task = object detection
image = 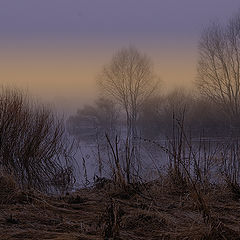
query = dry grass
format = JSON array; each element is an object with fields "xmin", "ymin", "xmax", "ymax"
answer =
[
  {"xmin": 0, "ymin": 172, "xmax": 20, "ymax": 204},
  {"xmin": 0, "ymin": 178, "xmax": 240, "ymax": 240}
]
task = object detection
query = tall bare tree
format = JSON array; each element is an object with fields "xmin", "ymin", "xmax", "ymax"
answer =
[
  {"xmin": 197, "ymin": 13, "xmax": 240, "ymax": 128},
  {"xmin": 98, "ymin": 46, "xmax": 158, "ymax": 137}
]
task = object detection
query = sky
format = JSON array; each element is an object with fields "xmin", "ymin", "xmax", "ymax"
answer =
[{"xmin": 0, "ymin": 0, "xmax": 240, "ymax": 113}]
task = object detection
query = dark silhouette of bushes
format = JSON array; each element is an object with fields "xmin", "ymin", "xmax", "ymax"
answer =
[
  {"xmin": 138, "ymin": 89, "xmax": 233, "ymax": 138},
  {"xmin": 67, "ymin": 97, "xmax": 119, "ymax": 141},
  {"xmin": 0, "ymin": 88, "xmax": 75, "ymax": 193}
]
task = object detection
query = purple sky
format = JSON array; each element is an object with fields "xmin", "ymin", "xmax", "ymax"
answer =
[
  {"xmin": 0, "ymin": 0, "xmax": 240, "ymax": 113},
  {"xmin": 0, "ymin": 0, "xmax": 239, "ymax": 43}
]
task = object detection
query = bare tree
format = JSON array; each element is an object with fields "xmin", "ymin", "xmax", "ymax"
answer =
[
  {"xmin": 98, "ymin": 46, "xmax": 159, "ymax": 138},
  {"xmin": 197, "ymin": 12, "xmax": 240, "ymax": 128}
]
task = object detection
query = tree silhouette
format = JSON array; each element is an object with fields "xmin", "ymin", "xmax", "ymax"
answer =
[
  {"xmin": 98, "ymin": 46, "xmax": 159, "ymax": 138},
  {"xmin": 197, "ymin": 12, "xmax": 240, "ymax": 128}
]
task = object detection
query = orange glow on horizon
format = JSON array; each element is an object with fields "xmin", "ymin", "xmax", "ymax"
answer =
[{"xmin": 0, "ymin": 43, "xmax": 197, "ymax": 113}]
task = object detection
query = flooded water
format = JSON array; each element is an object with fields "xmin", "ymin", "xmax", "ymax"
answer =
[{"xmin": 69, "ymin": 135, "xmax": 240, "ymax": 190}]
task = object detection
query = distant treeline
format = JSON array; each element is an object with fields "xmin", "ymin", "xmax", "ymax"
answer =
[{"xmin": 67, "ymin": 89, "xmax": 235, "ymax": 141}]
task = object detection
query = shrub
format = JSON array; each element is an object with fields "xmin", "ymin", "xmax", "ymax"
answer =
[{"xmin": 0, "ymin": 88, "xmax": 75, "ymax": 193}]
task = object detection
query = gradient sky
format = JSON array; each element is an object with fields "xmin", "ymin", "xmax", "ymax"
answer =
[{"xmin": 0, "ymin": 0, "xmax": 240, "ymax": 113}]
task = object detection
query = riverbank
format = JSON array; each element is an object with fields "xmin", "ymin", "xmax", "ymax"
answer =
[{"xmin": 1, "ymin": 177, "xmax": 240, "ymax": 240}]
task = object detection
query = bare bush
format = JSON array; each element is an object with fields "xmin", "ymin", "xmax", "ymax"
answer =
[{"xmin": 0, "ymin": 88, "xmax": 75, "ymax": 193}]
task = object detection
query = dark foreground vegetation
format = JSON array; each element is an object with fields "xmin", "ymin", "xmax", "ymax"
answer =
[
  {"xmin": 0, "ymin": 88, "xmax": 75, "ymax": 194},
  {"xmin": 1, "ymin": 170, "xmax": 240, "ymax": 240}
]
